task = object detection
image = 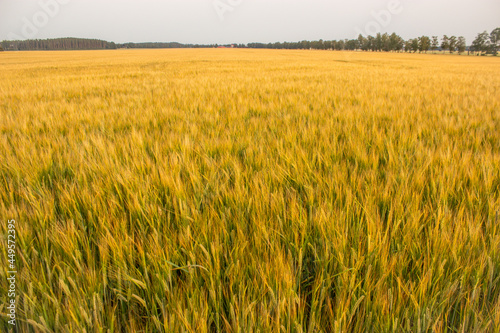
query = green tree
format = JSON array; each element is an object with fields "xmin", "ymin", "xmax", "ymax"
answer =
[
  {"xmin": 490, "ymin": 28, "xmax": 500, "ymax": 55},
  {"xmin": 366, "ymin": 35, "xmax": 375, "ymax": 51},
  {"xmin": 381, "ymin": 33, "xmax": 391, "ymax": 52},
  {"xmin": 357, "ymin": 34, "xmax": 367, "ymax": 51},
  {"xmin": 411, "ymin": 39, "xmax": 419, "ymax": 53},
  {"xmin": 405, "ymin": 39, "xmax": 418, "ymax": 53},
  {"xmin": 311, "ymin": 40, "xmax": 324, "ymax": 50},
  {"xmin": 345, "ymin": 39, "xmax": 359, "ymax": 50},
  {"xmin": 389, "ymin": 33, "xmax": 404, "ymax": 52},
  {"xmin": 375, "ymin": 33, "xmax": 383, "ymax": 51},
  {"xmin": 404, "ymin": 39, "xmax": 412, "ymax": 52},
  {"xmin": 448, "ymin": 36, "xmax": 457, "ymax": 53},
  {"xmin": 471, "ymin": 31, "xmax": 490, "ymax": 55},
  {"xmin": 431, "ymin": 36, "xmax": 439, "ymax": 52},
  {"xmin": 456, "ymin": 37, "xmax": 466, "ymax": 54},
  {"xmin": 441, "ymin": 35, "xmax": 450, "ymax": 53},
  {"xmin": 418, "ymin": 36, "xmax": 431, "ymax": 53}
]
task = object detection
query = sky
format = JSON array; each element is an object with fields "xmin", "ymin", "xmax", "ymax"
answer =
[{"xmin": 1, "ymin": 0, "xmax": 499, "ymax": 44}]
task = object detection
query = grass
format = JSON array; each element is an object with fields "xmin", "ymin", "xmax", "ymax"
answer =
[{"xmin": 0, "ymin": 49, "xmax": 499, "ymax": 332}]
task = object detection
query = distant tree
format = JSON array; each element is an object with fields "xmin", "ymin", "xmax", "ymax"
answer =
[
  {"xmin": 336, "ymin": 40, "xmax": 345, "ymax": 50},
  {"xmin": 456, "ymin": 37, "xmax": 466, "ymax": 54},
  {"xmin": 405, "ymin": 39, "xmax": 418, "ymax": 53},
  {"xmin": 431, "ymin": 36, "xmax": 439, "ymax": 52},
  {"xmin": 345, "ymin": 39, "xmax": 359, "ymax": 50},
  {"xmin": 300, "ymin": 40, "xmax": 311, "ymax": 50},
  {"xmin": 471, "ymin": 31, "xmax": 490, "ymax": 55},
  {"xmin": 389, "ymin": 33, "xmax": 404, "ymax": 52},
  {"xmin": 381, "ymin": 33, "xmax": 391, "ymax": 52},
  {"xmin": 490, "ymin": 28, "xmax": 500, "ymax": 55},
  {"xmin": 448, "ymin": 36, "xmax": 457, "ymax": 53},
  {"xmin": 411, "ymin": 39, "xmax": 419, "ymax": 53},
  {"xmin": 441, "ymin": 35, "xmax": 450, "ymax": 53},
  {"xmin": 310, "ymin": 39, "xmax": 323, "ymax": 50},
  {"xmin": 404, "ymin": 39, "xmax": 411, "ymax": 52},
  {"xmin": 366, "ymin": 35, "xmax": 375, "ymax": 51},
  {"xmin": 418, "ymin": 36, "xmax": 431, "ymax": 53},
  {"xmin": 374, "ymin": 33, "xmax": 383, "ymax": 51},
  {"xmin": 357, "ymin": 34, "xmax": 367, "ymax": 51},
  {"xmin": 0, "ymin": 45, "xmax": 3, "ymax": 52}
]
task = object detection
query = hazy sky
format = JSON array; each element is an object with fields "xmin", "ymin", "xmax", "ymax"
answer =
[{"xmin": 1, "ymin": 0, "xmax": 499, "ymax": 44}]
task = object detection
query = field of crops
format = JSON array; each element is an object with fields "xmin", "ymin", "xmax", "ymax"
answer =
[{"xmin": 1, "ymin": 49, "xmax": 499, "ymax": 332}]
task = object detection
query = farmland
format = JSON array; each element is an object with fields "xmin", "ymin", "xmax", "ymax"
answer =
[{"xmin": 1, "ymin": 49, "xmax": 500, "ymax": 332}]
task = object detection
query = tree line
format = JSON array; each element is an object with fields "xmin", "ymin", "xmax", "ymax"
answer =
[
  {"xmin": 248, "ymin": 28, "xmax": 499, "ymax": 55},
  {"xmin": 1, "ymin": 38, "xmax": 117, "ymax": 51},
  {"xmin": 1, "ymin": 28, "xmax": 498, "ymax": 55},
  {"xmin": 0, "ymin": 38, "xmax": 224, "ymax": 51}
]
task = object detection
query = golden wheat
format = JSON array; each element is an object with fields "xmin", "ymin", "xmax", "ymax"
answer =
[{"xmin": 0, "ymin": 49, "xmax": 499, "ymax": 332}]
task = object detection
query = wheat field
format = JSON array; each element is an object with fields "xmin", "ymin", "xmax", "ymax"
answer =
[{"xmin": 1, "ymin": 49, "xmax": 499, "ymax": 332}]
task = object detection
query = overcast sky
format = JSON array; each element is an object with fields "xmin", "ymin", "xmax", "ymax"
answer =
[{"xmin": 1, "ymin": 0, "xmax": 499, "ymax": 44}]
